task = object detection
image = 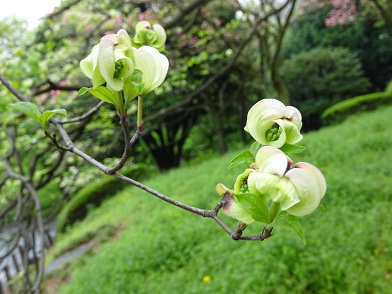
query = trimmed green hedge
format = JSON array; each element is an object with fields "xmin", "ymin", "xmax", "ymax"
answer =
[
  {"xmin": 386, "ymin": 80, "xmax": 392, "ymax": 93},
  {"xmin": 321, "ymin": 91, "xmax": 392, "ymax": 125},
  {"xmin": 57, "ymin": 164, "xmax": 148, "ymax": 233}
]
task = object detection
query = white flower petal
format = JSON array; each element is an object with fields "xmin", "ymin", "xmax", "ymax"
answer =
[
  {"xmin": 275, "ymin": 118, "xmax": 303, "ymax": 145},
  {"xmin": 255, "ymin": 146, "xmax": 289, "ymax": 177},
  {"xmin": 244, "ymin": 99, "xmax": 287, "ymax": 143},
  {"xmin": 133, "ymin": 46, "xmax": 168, "ymax": 94},
  {"xmin": 285, "ymin": 163, "xmax": 326, "ymax": 216}
]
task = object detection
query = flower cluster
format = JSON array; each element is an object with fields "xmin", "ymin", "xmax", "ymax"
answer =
[
  {"xmin": 79, "ymin": 22, "xmax": 168, "ymax": 114},
  {"xmin": 217, "ymin": 98, "xmax": 326, "ymax": 239}
]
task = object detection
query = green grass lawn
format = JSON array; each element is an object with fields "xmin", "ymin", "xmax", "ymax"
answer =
[{"xmin": 45, "ymin": 106, "xmax": 392, "ymax": 294}]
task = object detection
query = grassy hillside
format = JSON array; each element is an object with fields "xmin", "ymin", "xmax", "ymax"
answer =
[{"xmin": 45, "ymin": 105, "xmax": 392, "ymax": 294}]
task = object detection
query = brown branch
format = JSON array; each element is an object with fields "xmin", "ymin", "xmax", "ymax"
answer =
[
  {"xmin": 0, "ymin": 74, "xmax": 28, "ymax": 102},
  {"xmin": 58, "ymin": 101, "xmax": 105, "ymax": 124},
  {"xmin": 106, "ymin": 116, "xmax": 132, "ymax": 174},
  {"xmin": 45, "ymin": 0, "xmax": 83, "ymax": 19},
  {"xmin": 163, "ymin": 0, "xmax": 209, "ymax": 29}
]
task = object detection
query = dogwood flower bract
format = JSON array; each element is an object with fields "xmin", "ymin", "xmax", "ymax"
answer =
[
  {"xmin": 133, "ymin": 46, "xmax": 169, "ymax": 95},
  {"xmin": 248, "ymin": 146, "xmax": 326, "ymax": 216},
  {"xmin": 80, "ymin": 29, "xmax": 135, "ymax": 91},
  {"xmin": 244, "ymin": 99, "xmax": 303, "ymax": 148},
  {"xmin": 132, "ymin": 21, "xmax": 167, "ymax": 52}
]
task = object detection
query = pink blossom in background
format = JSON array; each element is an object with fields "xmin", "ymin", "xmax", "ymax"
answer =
[
  {"xmin": 138, "ymin": 9, "xmax": 151, "ymax": 20},
  {"xmin": 201, "ymin": 21, "xmax": 208, "ymax": 29},
  {"xmin": 213, "ymin": 18, "xmax": 222, "ymax": 26},
  {"xmin": 300, "ymin": 0, "xmax": 357, "ymax": 26},
  {"xmin": 114, "ymin": 17, "xmax": 122, "ymax": 23},
  {"xmin": 325, "ymin": 0, "xmax": 356, "ymax": 26},
  {"xmin": 188, "ymin": 37, "xmax": 198, "ymax": 47}
]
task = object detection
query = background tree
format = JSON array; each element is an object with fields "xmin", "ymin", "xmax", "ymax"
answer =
[{"xmin": 281, "ymin": 0, "xmax": 392, "ymax": 129}]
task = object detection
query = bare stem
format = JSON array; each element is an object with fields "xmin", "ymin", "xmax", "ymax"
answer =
[
  {"xmin": 106, "ymin": 116, "xmax": 132, "ymax": 174},
  {"xmin": 137, "ymin": 94, "xmax": 144, "ymax": 128}
]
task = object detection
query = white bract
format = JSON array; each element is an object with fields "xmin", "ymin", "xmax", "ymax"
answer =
[
  {"xmin": 133, "ymin": 46, "xmax": 169, "ymax": 95},
  {"xmin": 244, "ymin": 99, "xmax": 303, "ymax": 148},
  {"xmin": 248, "ymin": 146, "xmax": 326, "ymax": 216}
]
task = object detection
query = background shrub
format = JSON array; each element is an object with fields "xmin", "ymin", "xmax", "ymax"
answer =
[
  {"xmin": 56, "ymin": 164, "xmax": 148, "ymax": 232},
  {"xmin": 282, "ymin": 47, "xmax": 370, "ymax": 130},
  {"xmin": 322, "ymin": 91, "xmax": 392, "ymax": 125}
]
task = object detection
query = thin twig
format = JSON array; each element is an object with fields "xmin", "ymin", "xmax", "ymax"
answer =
[
  {"xmin": 0, "ymin": 74, "xmax": 28, "ymax": 102},
  {"xmin": 57, "ymin": 101, "xmax": 104, "ymax": 124}
]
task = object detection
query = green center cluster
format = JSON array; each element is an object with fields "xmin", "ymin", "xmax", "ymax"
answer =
[
  {"xmin": 265, "ymin": 125, "xmax": 282, "ymax": 141},
  {"xmin": 113, "ymin": 60, "xmax": 125, "ymax": 78}
]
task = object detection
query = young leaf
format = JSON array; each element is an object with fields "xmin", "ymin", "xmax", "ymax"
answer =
[
  {"xmin": 318, "ymin": 203, "xmax": 327, "ymax": 213},
  {"xmin": 11, "ymin": 102, "xmax": 41, "ymax": 122},
  {"xmin": 279, "ymin": 143, "xmax": 306, "ymax": 155},
  {"xmin": 78, "ymin": 87, "xmax": 90, "ymax": 96},
  {"xmin": 123, "ymin": 81, "xmax": 139, "ymax": 105},
  {"xmin": 228, "ymin": 150, "xmax": 255, "ymax": 169},
  {"xmin": 269, "ymin": 212, "xmax": 306, "ymax": 245},
  {"xmin": 236, "ymin": 193, "xmax": 269, "ymax": 224},
  {"xmin": 39, "ymin": 109, "xmax": 67, "ymax": 131},
  {"xmin": 88, "ymin": 86, "xmax": 119, "ymax": 107}
]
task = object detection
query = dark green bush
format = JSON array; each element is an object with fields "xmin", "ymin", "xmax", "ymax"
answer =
[
  {"xmin": 282, "ymin": 47, "xmax": 370, "ymax": 130},
  {"xmin": 322, "ymin": 91, "xmax": 392, "ymax": 125},
  {"xmin": 57, "ymin": 164, "xmax": 148, "ymax": 232}
]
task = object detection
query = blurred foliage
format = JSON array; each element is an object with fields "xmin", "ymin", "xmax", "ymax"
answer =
[{"xmin": 282, "ymin": 47, "xmax": 370, "ymax": 130}]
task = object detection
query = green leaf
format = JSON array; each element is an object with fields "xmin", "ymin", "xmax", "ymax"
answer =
[
  {"xmin": 228, "ymin": 150, "xmax": 255, "ymax": 169},
  {"xmin": 39, "ymin": 109, "xmax": 67, "ymax": 131},
  {"xmin": 134, "ymin": 81, "xmax": 145, "ymax": 94},
  {"xmin": 11, "ymin": 102, "xmax": 41, "ymax": 122},
  {"xmin": 77, "ymin": 87, "xmax": 90, "ymax": 96},
  {"xmin": 236, "ymin": 193, "xmax": 269, "ymax": 224},
  {"xmin": 132, "ymin": 69, "xmax": 143, "ymax": 83},
  {"xmin": 249, "ymin": 141, "xmax": 261, "ymax": 157},
  {"xmin": 318, "ymin": 203, "xmax": 327, "ymax": 213},
  {"xmin": 123, "ymin": 81, "xmax": 139, "ymax": 105},
  {"xmin": 11, "ymin": 102, "xmax": 67, "ymax": 131},
  {"xmin": 269, "ymin": 212, "xmax": 306, "ymax": 245},
  {"xmin": 88, "ymin": 86, "xmax": 120, "ymax": 108},
  {"xmin": 279, "ymin": 143, "xmax": 306, "ymax": 155}
]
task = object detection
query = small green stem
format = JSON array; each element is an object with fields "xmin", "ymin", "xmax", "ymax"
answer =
[
  {"xmin": 137, "ymin": 94, "xmax": 144, "ymax": 128},
  {"xmin": 117, "ymin": 91, "xmax": 125, "ymax": 115}
]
